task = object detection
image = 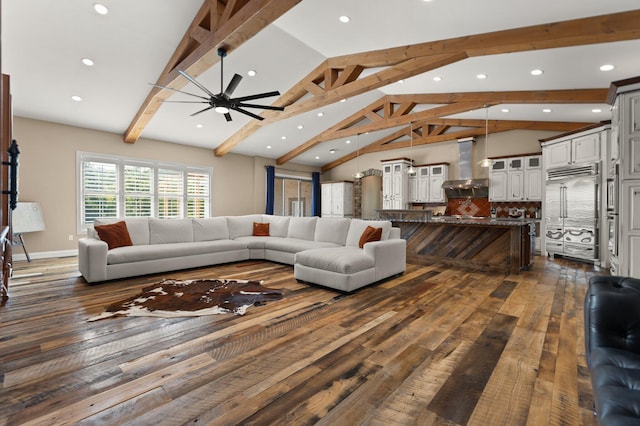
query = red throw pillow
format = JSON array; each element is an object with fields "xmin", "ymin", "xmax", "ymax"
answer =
[
  {"xmin": 94, "ymin": 221, "xmax": 133, "ymax": 250},
  {"xmin": 359, "ymin": 225, "xmax": 382, "ymax": 248},
  {"xmin": 253, "ymin": 222, "xmax": 270, "ymax": 237}
]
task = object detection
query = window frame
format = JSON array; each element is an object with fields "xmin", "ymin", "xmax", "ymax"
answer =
[{"xmin": 77, "ymin": 151, "xmax": 213, "ymax": 232}]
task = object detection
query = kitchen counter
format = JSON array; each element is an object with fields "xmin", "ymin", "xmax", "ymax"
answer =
[{"xmin": 391, "ymin": 217, "xmax": 534, "ymax": 274}]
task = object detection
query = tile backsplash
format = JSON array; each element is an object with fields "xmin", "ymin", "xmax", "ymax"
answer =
[{"xmin": 446, "ymin": 198, "xmax": 541, "ymax": 218}]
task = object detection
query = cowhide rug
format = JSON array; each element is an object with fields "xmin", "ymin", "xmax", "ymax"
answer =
[{"xmin": 88, "ymin": 278, "xmax": 283, "ymax": 321}]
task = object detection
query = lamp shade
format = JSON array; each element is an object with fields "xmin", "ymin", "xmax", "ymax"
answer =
[{"xmin": 12, "ymin": 202, "xmax": 45, "ymax": 233}]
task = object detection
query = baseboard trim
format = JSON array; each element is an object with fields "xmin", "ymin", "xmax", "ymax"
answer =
[{"xmin": 12, "ymin": 249, "xmax": 78, "ymax": 262}]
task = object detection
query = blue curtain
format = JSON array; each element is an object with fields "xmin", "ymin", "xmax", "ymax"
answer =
[
  {"xmin": 265, "ymin": 166, "xmax": 275, "ymax": 214},
  {"xmin": 312, "ymin": 172, "xmax": 321, "ymax": 216}
]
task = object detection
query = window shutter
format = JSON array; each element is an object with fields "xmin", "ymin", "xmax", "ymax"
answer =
[
  {"xmin": 82, "ymin": 161, "xmax": 118, "ymax": 225},
  {"xmin": 157, "ymin": 168, "xmax": 183, "ymax": 218}
]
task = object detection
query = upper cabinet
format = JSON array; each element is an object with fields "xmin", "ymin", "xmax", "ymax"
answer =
[
  {"xmin": 489, "ymin": 155, "xmax": 541, "ymax": 201},
  {"xmin": 544, "ymin": 131, "xmax": 600, "ymax": 170},
  {"xmin": 382, "ymin": 159, "xmax": 411, "ymax": 209},
  {"xmin": 408, "ymin": 164, "xmax": 448, "ymax": 203}
]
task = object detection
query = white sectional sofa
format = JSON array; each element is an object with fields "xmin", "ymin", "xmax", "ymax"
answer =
[{"xmin": 78, "ymin": 215, "xmax": 406, "ymax": 292}]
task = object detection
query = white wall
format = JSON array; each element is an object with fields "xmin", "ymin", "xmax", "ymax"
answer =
[{"xmin": 13, "ymin": 117, "xmax": 318, "ymax": 254}]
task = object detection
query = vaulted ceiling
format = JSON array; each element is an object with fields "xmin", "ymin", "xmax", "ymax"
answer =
[{"xmin": 3, "ymin": 1, "xmax": 640, "ymax": 170}]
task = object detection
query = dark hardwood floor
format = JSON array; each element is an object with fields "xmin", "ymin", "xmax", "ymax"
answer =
[{"xmin": 1, "ymin": 255, "xmax": 601, "ymax": 425}]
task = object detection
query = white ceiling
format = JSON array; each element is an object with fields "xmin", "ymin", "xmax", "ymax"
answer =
[{"xmin": 3, "ymin": 0, "xmax": 640, "ymax": 167}]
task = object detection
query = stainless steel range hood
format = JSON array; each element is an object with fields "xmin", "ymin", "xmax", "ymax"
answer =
[{"xmin": 442, "ymin": 138, "xmax": 489, "ymax": 198}]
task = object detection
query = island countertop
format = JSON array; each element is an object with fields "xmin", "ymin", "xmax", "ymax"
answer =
[{"xmin": 376, "ymin": 208, "xmax": 536, "ymax": 227}]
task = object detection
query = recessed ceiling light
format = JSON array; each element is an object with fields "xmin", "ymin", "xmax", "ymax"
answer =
[
  {"xmin": 247, "ymin": 70, "xmax": 257, "ymax": 77},
  {"xmin": 93, "ymin": 3, "xmax": 108, "ymax": 15},
  {"xmin": 600, "ymin": 64, "xmax": 615, "ymax": 71},
  {"xmin": 397, "ymin": 79, "xmax": 404, "ymax": 84},
  {"xmin": 592, "ymin": 108, "xmax": 603, "ymax": 113},
  {"xmin": 542, "ymin": 108, "xmax": 552, "ymax": 113},
  {"xmin": 71, "ymin": 95, "xmax": 82, "ymax": 102},
  {"xmin": 476, "ymin": 73, "xmax": 487, "ymax": 79},
  {"xmin": 339, "ymin": 15, "xmax": 350, "ymax": 23},
  {"xmin": 315, "ymin": 156, "xmax": 320, "ymax": 160},
  {"xmin": 501, "ymin": 108, "xmax": 510, "ymax": 113},
  {"xmin": 281, "ymin": 136, "xmax": 287, "ymax": 140},
  {"xmin": 346, "ymin": 140, "xmax": 351, "ymax": 144},
  {"xmin": 329, "ymin": 149, "xmax": 336, "ymax": 154},
  {"xmin": 267, "ymin": 145, "xmax": 272, "ymax": 149},
  {"xmin": 340, "ymin": 98, "xmax": 347, "ymax": 102},
  {"xmin": 433, "ymin": 76, "xmax": 442, "ymax": 82},
  {"xmin": 196, "ymin": 124, "xmax": 203, "ymax": 128},
  {"xmin": 530, "ymin": 69, "xmax": 544, "ymax": 76},
  {"xmin": 297, "ymin": 124, "xmax": 304, "ymax": 130},
  {"xmin": 317, "ymin": 112, "xmax": 324, "ymax": 117},
  {"xmin": 81, "ymin": 58, "xmax": 94, "ymax": 66}
]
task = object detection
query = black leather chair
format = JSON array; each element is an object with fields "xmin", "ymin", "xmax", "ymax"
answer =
[{"xmin": 585, "ymin": 275, "xmax": 640, "ymax": 425}]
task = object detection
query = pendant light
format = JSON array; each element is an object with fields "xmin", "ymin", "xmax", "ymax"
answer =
[
  {"xmin": 353, "ymin": 133, "xmax": 364, "ymax": 179},
  {"xmin": 407, "ymin": 121, "xmax": 416, "ymax": 174},
  {"xmin": 478, "ymin": 105, "xmax": 492, "ymax": 167}
]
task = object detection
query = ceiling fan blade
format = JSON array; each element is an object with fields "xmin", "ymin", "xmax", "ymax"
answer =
[
  {"xmin": 162, "ymin": 100, "xmax": 210, "ymax": 104},
  {"xmin": 224, "ymin": 74, "xmax": 242, "ymax": 98},
  {"xmin": 149, "ymin": 83, "xmax": 210, "ymax": 101},
  {"xmin": 190, "ymin": 105, "xmax": 215, "ymax": 116},
  {"xmin": 178, "ymin": 70, "xmax": 217, "ymax": 98},
  {"xmin": 231, "ymin": 91, "xmax": 281, "ymax": 103},
  {"xmin": 235, "ymin": 102, "xmax": 285, "ymax": 111},
  {"xmin": 224, "ymin": 113, "xmax": 233, "ymax": 122},
  {"xmin": 231, "ymin": 106, "xmax": 264, "ymax": 121}
]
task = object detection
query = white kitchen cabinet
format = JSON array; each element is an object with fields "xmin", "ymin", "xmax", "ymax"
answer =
[
  {"xmin": 489, "ymin": 170, "xmax": 508, "ymax": 201},
  {"xmin": 406, "ymin": 164, "xmax": 448, "ymax": 203},
  {"xmin": 543, "ymin": 131, "xmax": 600, "ymax": 169},
  {"xmin": 382, "ymin": 159, "xmax": 411, "ymax": 209},
  {"xmin": 321, "ymin": 181, "xmax": 353, "ymax": 217},
  {"xmin": 489, "ymin": 155, "xmax": 541, "ymax": 201},
  {"xmin": 508, "ymin": 170, "xmax": 524, "ymax": 200},
  {"xmin": 620, "ymin": 182, "xmax": 640, "ymax": 277},
  {"xmin": 621, "ymin": 93, "xmax": 640, "ymax": 180}
]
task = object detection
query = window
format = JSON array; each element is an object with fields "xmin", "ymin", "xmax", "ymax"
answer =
[{"xmin": 78, "ymin": 152, "xmax": 212, "ymax": 231}]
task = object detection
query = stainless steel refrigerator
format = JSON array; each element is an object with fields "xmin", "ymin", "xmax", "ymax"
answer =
[{"xmin": 545, "ymin": 163, "xmax": 599, "ymax": 261}]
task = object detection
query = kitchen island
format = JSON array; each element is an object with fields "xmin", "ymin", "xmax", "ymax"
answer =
[{"xmin": 380, "ymin": 212, "xmax": 535, "ymax": 274}]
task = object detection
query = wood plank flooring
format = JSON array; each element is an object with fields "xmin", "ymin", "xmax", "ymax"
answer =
[{"xmin": 0, "ymin": 255, "xmax": 602, "ymax": 425}]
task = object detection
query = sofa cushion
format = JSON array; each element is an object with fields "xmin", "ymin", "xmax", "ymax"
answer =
[
  {"xmin": 345, "ymin": 219, "xmax": 392, "ymax": 247},
  {"xmin": 107, "ymin": 240, "xmax": 248, "ymax": 264},
  {"xmin": 94, "ymin": 217, "xmax": 150, "ymax": 245},
  {"xmin": 235, "ymin": 236, "xmax": 283, "ymax": 249},
  {"xmin": 262, "ymin": 215, "xmax": 290, "ymax": 238},
  {"xmin": 315, "ymin": 218, "xmax": 350, "ymax": 245},
  {"xmin": 192, "ymin": 217, "xmax": 229, "ymax": 242},
  {"xmin": 287, "ymin": 217, "xmax": 318, "ymax": 241},
  {"xmin": 253, "ymin": 222, "xmax": 270, "ymax": 236},
  {"xmin": 359, "ymin": 225, "xmax": 382, "ymax": 248},
  {"xmin": 295, "ymin": 247, "xmax": 375, "ymax": 274},
  {"xmin": 265, "ymin": 237, "xmax": 338, "ymax": 254},
  {"xmin": 149, "ymin": 219, "xmax": 194, "ymax": 244},
  {"xmin": 226, "ymin": 215, "xmax": 263, "ymax": 239},
  {"xmin": 94, "ymin": 221, "xmax": 133, "ymax": 250}
]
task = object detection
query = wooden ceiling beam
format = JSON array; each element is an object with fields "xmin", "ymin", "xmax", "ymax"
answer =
[
  {"xmin": 123, "ymin": 0, "xmax": 301, "ymax": 143},
  {"xmin": 216, "ymin": 11, "xmax": 636, "ymax": 159}
]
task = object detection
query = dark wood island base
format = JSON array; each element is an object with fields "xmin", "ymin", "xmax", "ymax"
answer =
[{"xmin": 393, "ymin": 219, "xmax": 534, "ymax": 275}]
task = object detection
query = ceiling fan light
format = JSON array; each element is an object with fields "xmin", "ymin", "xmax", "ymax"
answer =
[{"xmin": 214, "ymin": 106, "xmax": 230, "ymax": 114}]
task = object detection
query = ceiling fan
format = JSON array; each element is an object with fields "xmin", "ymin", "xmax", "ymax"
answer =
[{"xmin": 152, "ymin": 47, "xmax": 284, "ymax": 121}]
